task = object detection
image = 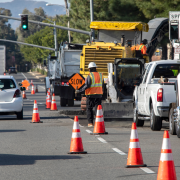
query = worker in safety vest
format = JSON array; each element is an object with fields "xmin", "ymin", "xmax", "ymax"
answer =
[
  {"xmin": 75, "ymin": 62, "xmax": 104, "ymax": 127},
  {"xmin": 138, "ymin": 39, "xmax": 148, "ymax": 55}
]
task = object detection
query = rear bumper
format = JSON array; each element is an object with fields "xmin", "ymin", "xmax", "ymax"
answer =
[
  {"xmin": 0, "ymin": 97, "xmax": 23, "ymax": 113},
  {"xmin": 157, "ymin": 106, "xmax": 169, "ymax": 117}
]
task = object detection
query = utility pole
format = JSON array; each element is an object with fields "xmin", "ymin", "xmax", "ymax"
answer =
[
  {"xmin": 90, "ymin": 0, "xmax": 95, "ymax": 41},
  {"xmin": 54, "ymin": 21, "xmax": 58, "ymax": 56}
]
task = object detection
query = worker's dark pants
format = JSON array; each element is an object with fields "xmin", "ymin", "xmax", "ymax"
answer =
[{"xmin": 86, "ymin": 97, "xmax": 102, "ymax": 124}]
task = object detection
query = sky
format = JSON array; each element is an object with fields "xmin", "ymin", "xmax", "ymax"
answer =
[{"xmin": 0, "ymin": 0, "xmax": 65, "ymax": 4}]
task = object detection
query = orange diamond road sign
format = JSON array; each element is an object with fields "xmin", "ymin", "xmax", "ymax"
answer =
[
  {"xmin": 21, "ymin": 80, "xmax": 30, "ymax": 88},
  {"xmin": 69, "ymin": 73, "xmax": 85, "ymax": 90}
]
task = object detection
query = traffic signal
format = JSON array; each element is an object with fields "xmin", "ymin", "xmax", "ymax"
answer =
[{"xmin": 21, "ymin": 15, "xmax": 28, "ymax": 30}]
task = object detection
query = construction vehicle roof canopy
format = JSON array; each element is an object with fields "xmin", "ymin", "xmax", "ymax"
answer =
[{"xmin": 90, "ymin": 21, "xmax": 149, "ymax": 32}]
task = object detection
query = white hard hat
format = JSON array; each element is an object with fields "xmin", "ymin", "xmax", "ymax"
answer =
[{"xmin": 88, "ymin": 62, "xmax": 97, "ymax": 68}]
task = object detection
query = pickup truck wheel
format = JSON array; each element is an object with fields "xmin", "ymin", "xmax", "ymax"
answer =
[
  {"xmin": 169, "ymin": 107, "xmax": 176, "ymax": 135},
  {"xmin": 60, "ymin": 97, "xmax": 67, "ymax": 107},
  {"xmin": 133, "ymin": 103, "xmax": 144, "ymax": 127},
  {"xmin": 175, "ymin": 118, "xmax": 180, "ymax": 138},
  {"xmin": 68, "ymin": 99, "xmax": 74, "ymax": 107},
  {"xmin": 150, "ymin": 104, "xmax": 162, "ymax": 131}
]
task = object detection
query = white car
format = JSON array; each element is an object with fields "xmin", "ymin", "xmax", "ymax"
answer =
[{"xmin": 0, "ymin": 75, "xmax": 24, "ymax": 119}]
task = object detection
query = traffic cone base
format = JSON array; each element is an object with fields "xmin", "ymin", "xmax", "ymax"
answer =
[
  {"xmin": 126, "ymin": 123, "xmax": 146, "ymax": 168},
  {"xmin": 90, "ymin": 105, "xmax": 108, "ymax": 135},
  {"xmin": 68, "ymin": 116, "xmax": 87, "ymax": 154}
]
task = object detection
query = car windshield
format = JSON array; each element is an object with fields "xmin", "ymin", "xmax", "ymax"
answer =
[
  {"xmin": 152, "ymin": 64, "xmax": 180, "ymax": 78},
  {"xmin": 0, "ymin": 79, "xmax": 16, "ymax": 90}
]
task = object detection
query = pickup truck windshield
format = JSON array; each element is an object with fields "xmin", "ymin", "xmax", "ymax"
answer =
[
  {"xmin": 117, "ymin": 63, "xmax": 141, "ymax": 96},
  {"xmin": 152, "ymin": 64, "xmax": 180, "ymax": 78}
]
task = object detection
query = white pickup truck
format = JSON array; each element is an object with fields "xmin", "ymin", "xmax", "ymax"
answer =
[{"xmin": 133, "ymin": 60, "xmax": 180, "ymax": 131}]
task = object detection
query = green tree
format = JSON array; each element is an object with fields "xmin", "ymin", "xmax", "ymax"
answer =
[
  {"xmin": 0, "ymin": 8, "xmax": 23, "ymax": 70},
  {"xmin": 135, "ymin": 0, "xmax": 180, "ymax": 19},
  {"xmin": 69, "ymin": 0, "xmax": 148, "ymax": 43}
]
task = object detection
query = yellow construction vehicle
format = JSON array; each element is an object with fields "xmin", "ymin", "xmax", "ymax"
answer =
[
  {"xmin": 80, "ymin": 21, "xmax": 150, "ymax": 119},
  {"xmin": 80, "ymin": 21, "xmax": 149, "ymax": 78}
]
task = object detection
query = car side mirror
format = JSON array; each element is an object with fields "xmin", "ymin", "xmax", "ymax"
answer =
[{"xmin": 20, "ymin": 87, "xmax": 26, "ymax": 91}]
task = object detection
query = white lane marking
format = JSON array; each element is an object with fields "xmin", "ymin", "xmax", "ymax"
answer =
[
  {"xmin": 112, "ymin": 148, "xmax": 126, "ymax": 155},
  {"xmin": 86, "ymin": 130, "xmax": 92, "ymax": 133},
  {"xmin": 79, "ymin": 124, "xmax": 84, "ymax": 127},
  {"xmin": 39, "ymin": 85, "xmax": 45, "ymax": 89},
  {"xmin": 97, "ymin": 137, "xmax": 107, "ymax": 143},
  {"xmin": 39, "ymin": 103, "xmax": 43, "ymax": 105},
  {"xmin": 95, "ymin": 135, "xmax": 100, "ymax": 137},
  {"xmin": 21, "ymin": 72, "xmax": 28, "ymax": 80},
  {"xmin": 26, "ymin": 99, "xmax": 29, "ymax": 100},
  {"xmin": 140, "ymin": 167, "xmax": 155, "ymax": 174},
  {"xmin": 30, "ymin": 100, "xmax": 33, "ymax": 101}
]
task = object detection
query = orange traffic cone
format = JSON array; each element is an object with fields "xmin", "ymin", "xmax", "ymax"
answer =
[
  {"xmin": 31, "ymin": 100, "xmax": 43, "ymax": 123},
  {"xmin": 31, "ymin": 85, "xmax": 35, "ymax": 94},
  {"xmin": 46, "ymin": 92, "xmax": 51, "ymax": 109},
  {"xmin": 50, "ymin": 93, "xmax": 57, "ymax": 111},
  {"xmin": 35, "ymin": 85, "xmax": 38, "ymax": 93},
  {"xmin": 90, "ymin": 105, "xmax": 108, "ymax": 135},
  {"xmin": 46, "ymin": 88, "xmax": 51, "ymax": 106},
  {"xmin": 31, "ymin": 80, "xmax": 33, "ymax": 85},
  {"xmin": 3, "ymin": 72, "xmax": 6, "ymax": 75},
  {"xmin": 126, "ymin": 123, "xmax": 146, "ymax": 168},
  {"xmin": 22, "ymin": 91, "xmax": 27, "ymax": 99},
  {"xmin": 68, "ymin": 116, "xmax": 87, "ymax": 154},
  {"xmin": 157, "ymin": 131, "xmax": 177, "ymax": 180},
  {"xmin": 26, "ymin": 86, "xmax": 29, "ymax": 90}
]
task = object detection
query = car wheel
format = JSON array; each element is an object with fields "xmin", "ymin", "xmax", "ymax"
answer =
[
  {"xmin": 60, "ymin": 97, "xmax": 67, "ymax": 107},
  {"xmin": 133, "ymin": 103, "xmax": 144, "ymax": 127},
  {"xmin": 16, "ymin": 108, "xmax": 23, "ymax": 120},
  {"xmin": 150, "ymin": 104, "xmax": 162, "ymax": 131},
  {"xmin": 169, "ymin": 107, "xmax": 176, "ymax": 135},
  {"xmin": 68, "ymin": 99, "xmax": 74, "ymax": 107}
]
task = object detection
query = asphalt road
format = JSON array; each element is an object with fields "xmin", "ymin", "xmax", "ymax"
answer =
[{"xmin": 0, "ymin": 72, "xmax": 179, "ymax": 180}]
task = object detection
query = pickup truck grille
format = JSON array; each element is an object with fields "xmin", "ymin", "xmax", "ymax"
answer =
[{"xmin": 84, "ymin": 48, "xmax": 123, "ymax": 75}]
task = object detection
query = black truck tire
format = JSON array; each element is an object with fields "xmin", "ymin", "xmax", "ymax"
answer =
[
  {"xmin": 60, "ymin": 97, "xmax": 67, "ymax": 107},
  {"xmin": 150, "ymin": 104, "xmax": 162, "ymax": 131},
  {"xmin": 68, "ymin": 99, "xmax": 74, "ymax": 107},
  {"xmin": 169, "ymin": 107, "xmax": 176, "ymax": 135},
  {"xmin": 16, "ymin": 108, "xmax": 23, "ymax": 120},
  {"xmin": 133, "ymin": 103, "xmax": 144, "ymax": 127}
]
